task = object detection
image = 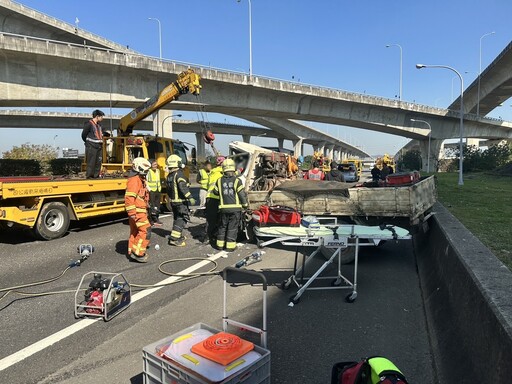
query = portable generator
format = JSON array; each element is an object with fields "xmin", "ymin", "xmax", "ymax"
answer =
[{"xmin": 74, "ymin": 271, "xmax": 131, "ymax": 321}]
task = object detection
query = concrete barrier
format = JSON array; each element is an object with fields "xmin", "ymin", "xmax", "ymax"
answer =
[{"xmin": 414, "ymin": 202, "xmax": 512, "ymax": 383}]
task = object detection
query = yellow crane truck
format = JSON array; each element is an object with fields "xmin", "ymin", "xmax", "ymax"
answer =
[{"xmin": 0, "ymin": 69, "xmax": 201, "ymax": 240}]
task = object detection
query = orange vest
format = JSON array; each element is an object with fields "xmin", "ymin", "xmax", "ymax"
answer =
[{"xmin": 124, "ymin": 175, "xmax": 149, "ymax": 216}]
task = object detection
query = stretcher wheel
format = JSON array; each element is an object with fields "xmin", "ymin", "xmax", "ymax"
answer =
[
  {"xmin": 256, "ymin": 239, "xmax": 264, "ymax": 248},
  {"xmin": 345, "ymin": 292, "xmax": 357, "ymax": 303},
  {"xmin": 280, "ymin": 279, "xmax": 291, "ymax": 290},
  {"xmin": 289, "ymin": 295, "xmax": 301, "ymax": 305},
  {"xmin": 331, "ymin": 278, "xmax": 342, "ymax": 287}
]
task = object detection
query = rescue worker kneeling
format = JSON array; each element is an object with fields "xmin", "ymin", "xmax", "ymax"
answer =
[
  {"xmin": 166, "ymin": 154, "xmax": 195, "ymax": 247},
  {"xmin": 125, "ymin": 157, "xmax": 152, "ymax": 263},
  {"xmin": 211, "ymin": 158, "xmax": 248, "ymax": 252}
]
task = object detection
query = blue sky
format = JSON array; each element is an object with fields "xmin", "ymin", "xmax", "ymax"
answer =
[{"xmin": 1, "ymin": 0, "xmax": 511, "ymax": 157}]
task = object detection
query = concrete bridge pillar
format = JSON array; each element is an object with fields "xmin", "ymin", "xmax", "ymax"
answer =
[
  {"xmin": 325, "ymin": 145, "xmax": 334, "ymax": 160},
  {"xmin": 195, "ymin": 132, "xmax": 206, "ymax": 159},
  {"xmin": 418, "ymin": 138, "xmax": 444, "ymax": 172},
  {"xmin": 242, "ymin": 134, "xmax": 251, "ymax": 143},
  {"xmin": 154, "ymin": 110, "xmax": 173, "ymax": 137},
  {"xmin": 277, "ymin": 138, "xmax": 284, "ymax": 151},
  {"xmin": 292, "ymin": 138, "xmax": 304, "ymax": 157},
  {"xmin": 333, "ymin": 147, "xmax": 342, "ymax": 161},
  {"xmin": 318, "ymin": 142, "xmax": 326, "ymax": 156}
]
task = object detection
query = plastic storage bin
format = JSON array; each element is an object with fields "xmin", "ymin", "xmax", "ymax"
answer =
[{"xmin": 143, "ymin": 323, "xmax": 270, "ymax": 384}]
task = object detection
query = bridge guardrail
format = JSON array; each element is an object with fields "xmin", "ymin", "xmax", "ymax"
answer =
[{"xmin": 4, "ymin": 1, "xmax": 133, "ymax": 53}]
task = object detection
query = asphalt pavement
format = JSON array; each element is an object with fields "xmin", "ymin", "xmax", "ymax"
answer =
[{"xmin": 0, "ymin": 207, "xmax": 435, "ymax": 383}]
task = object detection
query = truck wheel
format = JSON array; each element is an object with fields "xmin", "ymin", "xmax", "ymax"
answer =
[
  {"xmin": 34, "ymin": 201, "xmax": 70, "ymax": 240},
  {"xmin": 164, "ymin": 200, "xmax": 173, "ymax": 213},
  {"xmin": 320, "ymin": 246, "xmax": 355, "ymax": 264}
]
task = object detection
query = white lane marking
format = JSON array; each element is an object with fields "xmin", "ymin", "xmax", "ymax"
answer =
[{"xmin": 0, "ymin": 251, "xmax": 226, "ymax": 372}]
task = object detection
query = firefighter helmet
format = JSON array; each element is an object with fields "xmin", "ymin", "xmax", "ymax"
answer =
[
  {"xmin": 166, "ymin": 154, "xmax": 183, "ymax": 169},
  {"xmin": 132, "ymin": 157, "xmax": 151, "ymax": 175},
  {"xmin": 222, "ymin": 158, "xmax": 236, "ymax": 172}
]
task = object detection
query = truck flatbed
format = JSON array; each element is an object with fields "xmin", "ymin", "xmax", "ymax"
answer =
[{"xmin": 247, "ymin": 175, "xmax": 436, "ymax": 224}]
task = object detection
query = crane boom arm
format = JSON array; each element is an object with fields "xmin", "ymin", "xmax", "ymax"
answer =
[{"xmin": 118, "ymin": 69, "xmax": 201, "ymax": 135}]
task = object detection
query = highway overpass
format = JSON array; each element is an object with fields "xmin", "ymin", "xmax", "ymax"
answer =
[
  {"xmin": 0, "ymin": 110, "xmax": 369, "ymax": 159},
  {"xmin": 0, "ymin": 0, "xmax": 511, "ymax": 167},
  {"xmin": 450, "ymin": 40, "xmax": 512, "ymax": 116}
]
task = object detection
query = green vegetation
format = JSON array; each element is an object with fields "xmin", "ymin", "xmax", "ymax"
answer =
[
  {"xmin": 397, "ymin": 149, "xmax": 422, "ymax": 171},
  {"xmin": 435, "ymin": 172, "xmax": 512, "ymax": 269},
  {"xmin": 2, "ymin": 143, "xmax": 57, "ymax": 161}
]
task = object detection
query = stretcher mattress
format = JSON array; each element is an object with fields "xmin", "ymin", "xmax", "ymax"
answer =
[{"xmin": 254, "ymin": 224, "xmax": 410, "ymax": 240}]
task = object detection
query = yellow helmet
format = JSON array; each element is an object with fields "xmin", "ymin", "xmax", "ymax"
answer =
[
  {"xmin": 132, "ymin": 157, "xmax": 151, "ymax": 175},
  {"xmin": 222, "ymin": 158, "xmax": 236, "ymax": 172},
  {"xmin": 166, "ymin": 154, "xmax": 182, "ymax": 169}
]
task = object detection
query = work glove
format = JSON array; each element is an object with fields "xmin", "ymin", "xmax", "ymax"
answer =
[{"xmin": 188, "ymin": 198, "xmax": 196, "ymax": 206}]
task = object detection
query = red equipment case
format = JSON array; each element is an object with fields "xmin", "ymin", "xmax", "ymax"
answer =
[
  {"xmin": 251, "ymin": 205, "xmax": 301, "ymax": 227},
  {"xmin": 386, "ymin": 171, "xmax": 420, "ymax": 186}
]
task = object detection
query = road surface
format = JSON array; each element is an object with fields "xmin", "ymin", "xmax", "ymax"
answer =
[{"xmin": 0, "ymin": 211, "xmax": 434, "ymax": 383}]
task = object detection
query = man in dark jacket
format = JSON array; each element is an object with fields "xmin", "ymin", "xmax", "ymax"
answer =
[
  {"xmin": 371, "ymin": 164, "xmax": 381, "ymax": 182},
  {"xmin": 380, "ymin": 162, "xmax": 391, "ymax": 180},
  {"xmin": 324, "ymin": 161, "xmax": 345, "ymax": 182},
  {"xmin": 81, "ymin": 109, "xmax": 108, "ymax": 179}
]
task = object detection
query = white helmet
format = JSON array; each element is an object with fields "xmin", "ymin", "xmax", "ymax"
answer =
[
  {"xmin": 166, "ymin": 154, "xmax": 183, "ymax": 169},
  {"xmin": 132, "ymin": 157, "xmax": 151, "ymax": 175}
]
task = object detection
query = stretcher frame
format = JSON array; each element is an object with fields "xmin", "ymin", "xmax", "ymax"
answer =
[{"xmin": 254, "ymin": 224, "xmax": 409, "ymax": 306}]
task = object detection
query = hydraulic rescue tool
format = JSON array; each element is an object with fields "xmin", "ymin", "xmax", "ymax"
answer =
[{"xmin": 74, "ymin": 271, "xmax": 131, "ymax": 321}]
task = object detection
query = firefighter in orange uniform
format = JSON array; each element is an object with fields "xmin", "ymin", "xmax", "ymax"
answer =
[{"xmin": 125, "ymin": 157, "xmax": 152, "ymax": 263}]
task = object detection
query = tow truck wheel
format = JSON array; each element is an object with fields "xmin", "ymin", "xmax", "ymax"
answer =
[{"xmin": 34, "ymin": 201, "xmax": 70, "ymax": 240}]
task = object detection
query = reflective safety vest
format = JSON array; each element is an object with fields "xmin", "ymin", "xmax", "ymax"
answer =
[
  {"xmin": 206, "ymin": 166, "xmax": 223, "ymax": 199},
  {"xmin": 198, "ymin": 169, "xmax": 210, "ymax": 190},
  {"xmin": 213, "ymin": 175, "xmax": 247, "ymax": 211},
  {"xmin": 125, "ymin": 175, "xmax": 149, "ymax": 216},
  {"xmin": 167, "ymin": 170, "xmax": 192, "ymax": 204},
  {"xmin": 146, "ymin": 168, "xmax": 161, "ymax": 192}
]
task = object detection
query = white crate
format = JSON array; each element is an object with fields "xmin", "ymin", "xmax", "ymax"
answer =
[{"xmin": 143, "ymin": 323, "xmax": 270, "ymax": 384}]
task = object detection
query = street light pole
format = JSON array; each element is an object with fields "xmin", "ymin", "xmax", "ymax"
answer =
[
  {"xmin": 148, "ymin": 17, "xmax": 162, "ymax": 59},
  {"xmin": 416, "ymin": 64, "xmax": 464, "ymax": 185},
  {"xmin": 410, "ymin": 118, "xmax": 432, "ymax": 173},
  {"xmin": 237, "ymin": 0, "xmax": 252, "ymax": 77},
  {"xmin": 477, "ymin": 31, "xmax": 495, "ymax": 117},
  {"xmin": 160, "ymin": 114, "xmax": 182, "ymax": 136},
  {"xmin": 386, "ymin": 44, "xmax": 403, "ymax": 101}
]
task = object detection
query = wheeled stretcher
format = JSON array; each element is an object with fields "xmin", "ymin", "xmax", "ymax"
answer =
[{"xmin": 253, "ymin": 224, "xmax": 411, "ymax": 305}]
